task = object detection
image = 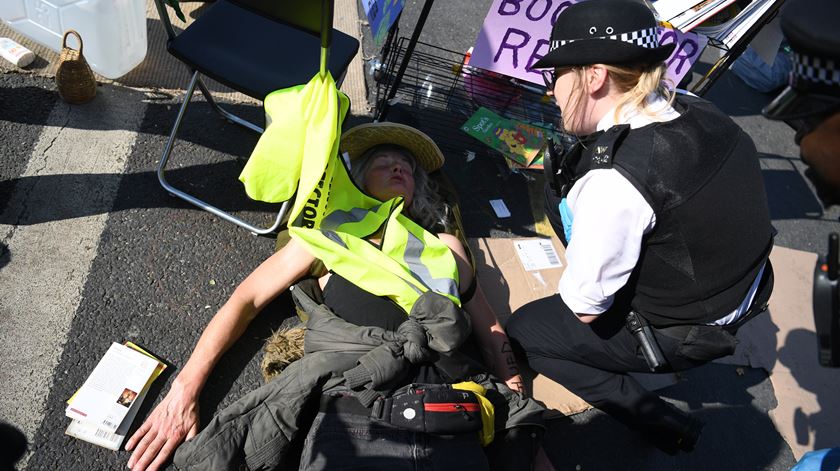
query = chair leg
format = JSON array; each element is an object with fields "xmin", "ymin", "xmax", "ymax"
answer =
[
  {"xmin": 157, "ymin": 71, "xmax": 289, "ymax": 235},
  {"xmin": 196, "ymin": 77, "xmax": 264, "ymax": 134}
]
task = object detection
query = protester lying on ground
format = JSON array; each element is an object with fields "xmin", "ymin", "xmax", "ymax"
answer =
[
  {"xmin": 506, "ymin": 0, "xmax": 775, "ymax": 455},
  {"xmin": 125, "ymin": 120, "xmax": 546, "ymax": 471},
  {"xmin": 762, "ymin": 0, "xmax": 840, "ymax": 205}
]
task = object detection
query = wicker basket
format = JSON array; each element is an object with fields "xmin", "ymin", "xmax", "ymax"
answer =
[{"xmin": 55, "ymin": 30, "xmax": 96, "ymax": 104}]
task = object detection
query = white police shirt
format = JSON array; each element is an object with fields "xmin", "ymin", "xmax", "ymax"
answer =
[{"xmin": 557, "ymin": 93, "xmax": 764, "ymax": 325}]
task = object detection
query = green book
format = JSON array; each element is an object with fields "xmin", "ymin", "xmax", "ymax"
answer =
[{"xmin": 462, "ymin": 107, "xmax": 551, "ymax": 168}]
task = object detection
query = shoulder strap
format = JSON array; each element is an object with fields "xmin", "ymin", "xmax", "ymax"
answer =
[
  {"xmin": 586, "ymin": 124, "xmax": 630, "ymax": 170},
  {"xmin": 543, "ymin": 137, "xmax": 565, "ymax": 196}
]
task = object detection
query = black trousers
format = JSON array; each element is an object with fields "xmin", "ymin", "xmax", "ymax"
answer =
[{"xmin": 506, "ymin": 293, "xmax": 741, "ymax": 428}]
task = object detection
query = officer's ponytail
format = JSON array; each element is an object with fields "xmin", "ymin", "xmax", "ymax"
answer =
[{"xmin": 604, "ymin": 62, "xmax": 675, "ymax": 123}]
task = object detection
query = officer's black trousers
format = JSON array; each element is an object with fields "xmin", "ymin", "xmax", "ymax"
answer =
[{"xmin": 505, "ymin": 294, "xmax": 733, "ymax": 431}]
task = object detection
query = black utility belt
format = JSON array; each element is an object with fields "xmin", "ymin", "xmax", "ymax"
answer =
[
  {"xmin": 320, "ymin": 383, "xmax": 483, "ymax": 435},
  {"xmin": 627, "ymin": 311, "xmax": 764, "ymax": 372}
]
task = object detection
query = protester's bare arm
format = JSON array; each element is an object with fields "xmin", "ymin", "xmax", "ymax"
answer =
[
  {"xmin": 125, "ymin": 239, "xmax": 316, "ymax": 471},
  {"xmin": 438, "ymin": 234, "xmax": 525, "ymax": 393}
]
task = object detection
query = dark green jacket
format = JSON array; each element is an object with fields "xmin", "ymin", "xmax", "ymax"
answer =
[{"xmin": 173, "ymin": 288, "xmax": 545, "ymax": 470}]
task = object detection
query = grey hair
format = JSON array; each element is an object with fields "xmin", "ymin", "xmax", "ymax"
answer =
[{"xmin": 349, "ymin": 144, "xmax": 450, "ymax": 232}]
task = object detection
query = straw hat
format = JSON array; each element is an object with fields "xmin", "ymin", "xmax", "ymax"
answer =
[{"xmin": 340, "ymin": 122, "xmax": 445, "ymax": 172}]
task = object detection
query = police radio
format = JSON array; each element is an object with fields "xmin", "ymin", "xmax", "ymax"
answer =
[
  {"xmin": 813, "ymin": 232, "xmax": 840, "ymax": 367},
  {"xmin": 543, "ymin": 137, "xmax": 565, "ymax": 196}
]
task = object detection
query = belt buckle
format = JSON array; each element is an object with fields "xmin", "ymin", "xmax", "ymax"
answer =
[{"xmin": 370, "ymin": 396, "xmax": 390, "ymax": 421}]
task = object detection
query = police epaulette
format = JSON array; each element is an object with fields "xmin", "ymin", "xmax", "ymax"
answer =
[{"xmin": 589, "ymin": 124, "xmax": 630, "ymax": 169}]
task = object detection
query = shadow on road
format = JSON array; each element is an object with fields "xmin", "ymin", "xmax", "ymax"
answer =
[
  {"xmin": 0, "ymin": 421, "xmax": 27, "ymax": 470},
  {"xmin": 0, "ymin": 162, "xmax": 281, "ymax": 227},
  {"xmin": 780, "ymin": 328, "xmax": 840, "ymax": 452},
  {"xmin": 542, "ymin": 363, "xmax": 796, "ymax": 470}
]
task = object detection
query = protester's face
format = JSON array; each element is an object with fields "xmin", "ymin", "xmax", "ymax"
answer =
[
  {"xmin": 364, "ymin": 151, "xmax": 416, "ymax": 206},
  {"xmin": 799, "ymin": 111, "xmax": 840, "ymax": 203}
]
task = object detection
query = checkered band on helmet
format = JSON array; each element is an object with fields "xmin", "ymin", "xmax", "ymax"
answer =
[
  {"xmin": 793, "ymin": 52, "xmax": 840, "ymax": 87},
  {"xmin": 550, "ymin": 27, "xmax": 660, "ymax": 50}
]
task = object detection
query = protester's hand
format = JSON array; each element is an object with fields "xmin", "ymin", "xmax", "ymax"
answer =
[
  {"xmin": 505, "ymin": 374, "xmax": 526, "ymax": 395},
  {"xmin": 126, "ymin": 382, "xmax": 199, "ymax": 471}
]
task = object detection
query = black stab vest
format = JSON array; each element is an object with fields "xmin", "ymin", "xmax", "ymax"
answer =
[{"xmin": 555, "ymin": 96, "xmax": 774, "ymax": 326}]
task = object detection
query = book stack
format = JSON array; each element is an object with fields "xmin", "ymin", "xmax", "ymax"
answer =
[
  {"xmin": 651, "ymin": 0, "xmax": 781, "ymax": 44},
  {"xmin": 692, "ymin": 0, "xmax": 781, "ymax": 49},
  {"xmin": 65, "ymin": 342, "xmax": 166, "ymax": 450},
  {"xmin": 651, "ymin": 0, "xmax": 740, "ymax": 32}
]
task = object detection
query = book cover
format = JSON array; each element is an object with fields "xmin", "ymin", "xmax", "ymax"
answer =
[
  {"xmin": 65, "ymin": 342, "xmax": 165, "ymax": 449},
  {"xmin": 65, "ymin": 342, "xmax": 160, "ymax": 433},
  {"xmin": 65, "ymin": 384, "xmax": 150, "ymax": 451},
  {"xmin": 461, "ymin": 107, "xmax": 546, "ymax": 167},
  {"xmin": 362, "ymin": 0, "xmax": 405, "ymax": 45}
]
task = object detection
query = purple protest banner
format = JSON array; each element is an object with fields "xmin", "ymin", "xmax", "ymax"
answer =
[
  {"xmin": 470, "ymin": 0, "xmax": 706, "ymax": 87},
  {"xmin": 659, "ymin": 26, "xmax": 708, "ymax": 86}
]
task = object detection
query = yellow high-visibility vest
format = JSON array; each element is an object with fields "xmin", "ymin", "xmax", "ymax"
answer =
[{"xmin": 240, "ymin": 72, "xmax": 459, "ymax": 313}]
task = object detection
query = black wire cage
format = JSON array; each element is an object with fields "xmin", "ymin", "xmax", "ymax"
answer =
[
  {"xmin": 370, "ymin": 37, "xmax": 576, "ymax": 237},
  {"xmin": 372, "ymin": 37, "xmax": 576, "ymax": 162}
]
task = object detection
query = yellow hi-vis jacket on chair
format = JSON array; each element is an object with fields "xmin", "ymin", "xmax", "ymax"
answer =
[{"xmin": 239, "ymin": 72, "xmax": 459, "ymax": 314}]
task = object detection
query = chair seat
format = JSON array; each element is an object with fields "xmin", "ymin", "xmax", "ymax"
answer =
[{"xmin": 168, "ymin": 0, "xmax": 360, "ymax": 100}]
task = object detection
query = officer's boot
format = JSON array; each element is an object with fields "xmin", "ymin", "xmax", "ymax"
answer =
[{"xmin": 634, "ymin": 394, "xmax": 704, "ymax": 454}]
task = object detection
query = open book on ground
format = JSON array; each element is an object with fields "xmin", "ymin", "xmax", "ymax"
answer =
[{"xmin": 65, "ymin": 342, "xmax": 166, "ymax": 450}]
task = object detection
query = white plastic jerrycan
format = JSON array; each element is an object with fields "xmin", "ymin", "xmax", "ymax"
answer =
[{"xmin": 0, "ymin": 0, "xmax": 147, "ymax": 79}]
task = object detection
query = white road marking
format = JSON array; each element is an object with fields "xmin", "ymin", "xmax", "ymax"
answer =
[{"xmin": 0, "ymin": 85, "xmax": 147, "ymax": 465}]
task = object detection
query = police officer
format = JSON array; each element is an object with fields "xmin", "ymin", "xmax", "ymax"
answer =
[
  {"xmin": 764, "ymin": 0, "xmax": 840, "ymax": 378},
  {"xmin": 762, "ymin": 0, "xmax": 840, "ymax": 204},
  {"xmin": 506, "ymin": 0, "xmax": 775, "ymax": 453}
]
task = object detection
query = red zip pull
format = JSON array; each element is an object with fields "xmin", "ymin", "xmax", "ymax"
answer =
[{"xmin": 424, "ymin": 403, "xmax": 480, "ymax": 412}]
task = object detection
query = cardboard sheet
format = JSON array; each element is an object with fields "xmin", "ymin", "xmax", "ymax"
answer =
[
  {"xmin": 718, "ymin": 245, "xmax": 840, "ymax": 459},
  {"xmin": 468, "ymin": 236, "xmax": 566, "ymax": 323},
  {"xmin": 470, "ymin": 235, "xmax": 684, "ymax": 416},
  {"xmin": 470, "ymin": 236, "xmax": 837, "ymax": 449},
  {"xmin": 468, "ymin": 236, "xmax": 591, "ymax": 414}
]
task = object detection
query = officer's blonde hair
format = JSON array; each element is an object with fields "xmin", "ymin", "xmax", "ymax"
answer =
[
  {"xmin": 350, "ymin": 144, "xmax": 450, "ymax": 232},
  {"xmin": 562, "ymin": 63, "xmax": 675, "ymax": 132}
]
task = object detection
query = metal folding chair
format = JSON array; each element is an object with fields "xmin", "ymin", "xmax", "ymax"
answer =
[{"xmin": 153, "ymin": 0, "xmax": 359, "ymax": 234}]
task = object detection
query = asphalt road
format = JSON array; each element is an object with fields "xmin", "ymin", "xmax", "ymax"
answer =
[{"xmin": 1, "ymin": 1, "xmax": 838, "ymax": 470}]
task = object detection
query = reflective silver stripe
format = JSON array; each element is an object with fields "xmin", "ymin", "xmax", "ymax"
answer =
[
  {"xmin": 320, "ymin": 205, "xmax": 458, "ymax": 300},
  {"xmin": 404, "ymin": 280, "xmax": 424, "ymax": 295},
  {"xmin": 403, "ymin": 231, "xmax": 459, "ymax": 298},
  {"xmin": 321, "ymin": 230, "xmax": 348, "ymax": 249},
  {"xmin": 321, "ymin": 228, "xmax": 424, "ymax": 296},
  {"xmin": 321, "ymin": 204, "xmax": 382, "ymax": 231}
]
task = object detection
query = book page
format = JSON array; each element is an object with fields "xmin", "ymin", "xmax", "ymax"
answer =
[{"xmin": 651, "ymin": 0, "xmax": 703, "ymax": 21}]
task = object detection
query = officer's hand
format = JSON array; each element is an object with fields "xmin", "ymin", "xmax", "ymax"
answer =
[{"xmin": 126, "ymin": 383, "xmax": 199, "ymax": 471}]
